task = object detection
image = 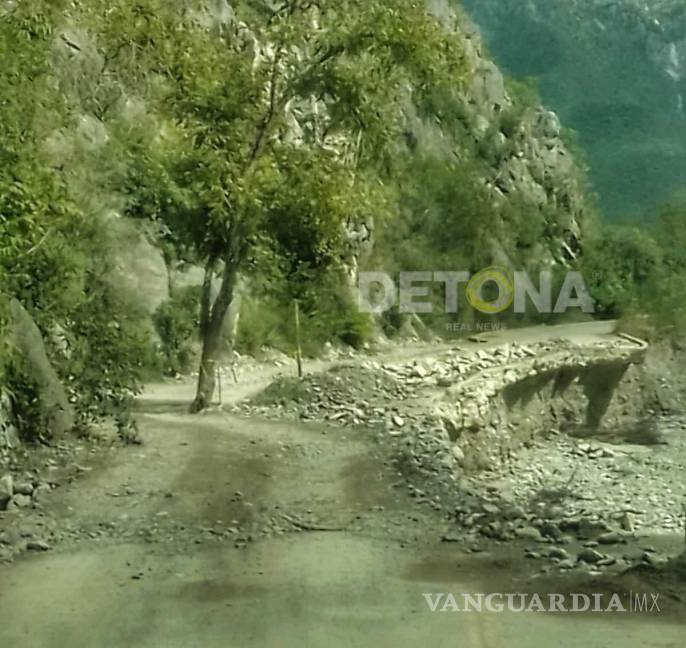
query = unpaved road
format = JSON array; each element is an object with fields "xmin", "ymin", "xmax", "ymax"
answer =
[{"xmin": 1, "ymin": 323, "xmax": 684, "ymax": 647}]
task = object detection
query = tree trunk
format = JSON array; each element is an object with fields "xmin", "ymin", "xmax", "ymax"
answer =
[
  {"xmin": 190, "ymin": 254, "xmax": 238, "ymax": 413},
  {"xmin": 190, "ymin": 325, "xmax": 222, "ymax": 413}
]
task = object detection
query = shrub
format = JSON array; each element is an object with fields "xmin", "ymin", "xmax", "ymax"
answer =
[{"xmin": 153, "ymin": 286, "xmax": 201, "ymax": 375}]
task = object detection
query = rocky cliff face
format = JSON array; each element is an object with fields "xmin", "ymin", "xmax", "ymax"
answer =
[
  {"xmin": 19, "ymin": 0, "xmax": 593, "ymax": 328},
  {"xmin": 389, "ymin": 0, "xmax": 589, "ymax": 271},
  {"xmin": 457, "ymin": 3, "xmax": 586, "ymax": 262},
  {"xmin": 460, "ymin": 0, "xmax": 686, "ymax": 219}
]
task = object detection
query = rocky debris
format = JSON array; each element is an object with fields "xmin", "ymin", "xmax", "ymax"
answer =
[
  {"xmin": 433, "ymin": 339, "xmax": 650, "ymax": 470},
  {"xmin": 13, "ymin": 482, "xmax": 34, "ymax": 496},
  {"xmin": 26, "ymin": 540, "xmax": 51, "ymax": 552},
  {"xmin": 9, "ymin": 494, "xmax": 32, "ymax": 510},
  {"xmin": 0, "ymin": 515, "xmax": 59, "ymax": 562},
  {"xmin": 236, "ymin": 335, "xmax": 679, "ymax": 573},
  {"xmin": 238, "ymin": 338, "xmax": 648, "ymax": 465},
  {"xmin": 548, "ymin": 547, "xmax": 570, "ymax": 561},
  {"xmin": 514, "ymin": 526, "xmax": 542, "ymax": 542},
  {"xmin": 463, "ymin": 428, "xmax": 686, "ymax": 538},
  {"xmin": 235, "ymin": 362, "xmax": 422, "ymax": 430},
  {"xmin": 598, "ymin": 531, "xmax": 625, "ymax": 545},
  {"xmin": 0, "ymin": 434, "xmax": 112, "ymax": 561}
]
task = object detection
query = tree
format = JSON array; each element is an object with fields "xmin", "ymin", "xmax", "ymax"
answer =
[{"xmin": 92, "ymin": 0, "xmax": 465, "ymax": 411}]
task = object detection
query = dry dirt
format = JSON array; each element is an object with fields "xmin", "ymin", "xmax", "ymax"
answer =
[{"xmin": 1, "ymin": 324, "xmax": 685, "ymax": 647}]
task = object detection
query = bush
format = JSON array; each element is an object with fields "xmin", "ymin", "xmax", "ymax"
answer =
[
  {"xmin": 153, "ymin": 286, "xmax": 201, "ymax": 375},
  {"xmin": 236, "ymin": 267, "xmax": 375, "ymax": 358},
  {"xmin": 235, "ymin": 296, "xmax": 291, "ymax": 358},
  {"xmin": 582, "ymin": 225, "xmax": 664, "ymax": 317},
  {"xmin": 60, "ymin": 278, "xmax": 153, "ymax": 429},
  {"xmin": 3, "ymin": 358, "xmax": 49, "ymax": 443}
]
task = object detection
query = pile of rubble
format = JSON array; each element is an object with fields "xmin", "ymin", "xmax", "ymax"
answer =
[
  {"xmin": 236, "ymin": 363, "xmax": 413, "ymax": 427},
  {"xmin": 0, "ymin": 472, "xmax": 62, "ymax": 561},
  {"xmin": 238, "ymin": 337, "xmax": 684, "ymax": 572},
  {"xmin": 0, "ymin": 473, "xmax": 53, "ymax": 513},
  {"xmin": 0, "ymin": 440, "xmax": 106, "ymax": 562}
]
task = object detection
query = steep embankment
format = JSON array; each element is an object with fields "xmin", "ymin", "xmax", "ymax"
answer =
[{"xmin": 460, "ymin": 0, "xmax": 686, "ymax": 219}]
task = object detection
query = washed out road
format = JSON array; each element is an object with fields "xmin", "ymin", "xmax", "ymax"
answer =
[{"xmin": 0, "ymin": 324, "xmax": 684, "ymax": 647}]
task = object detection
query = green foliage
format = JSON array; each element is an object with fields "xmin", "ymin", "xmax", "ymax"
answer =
[
  {"xmin": 99, "ymin": 0, "xmax": 465, "ymax": 260},
  {"xmin": 153, "ymin": 287, "xmax": 201, "ymax": 374},
  {"xmin": 2, "ymin": 359, "xmax": 49, "ymax": 443},
  {"xmin": 0, "ymin": 7, "xmax": 153, "ymax": 437},
  {"xmin": 375, "ymin": 154, "xmax": 550, "ymax": 275},
  {"xmin": 583, "ymin": 200, "xmax": 686, "ymax": 340},
  {"xmin": 461, "ymin": 0, "xmax": 686, "ymax": 220},
  {"xmin": 61, "ymin": 279, "xmax": 151, "ymax": 426},
  {"xmin": 78, "ymin": 0, "xmax": 469, "ymax": 388},
  {"xmin": 505, "ymin": 76, "xmax": 542, "ymax": 110},
  {"xmin": 236, "ymin": 266, "xmax": 374, "ymax": 357},
  {"xmin": 582, "ymin": 225, "xmax": 664, "ymax": 317}
]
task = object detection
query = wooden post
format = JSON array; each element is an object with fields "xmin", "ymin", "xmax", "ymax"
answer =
[
  {"xmin": 216, "ymin": 366, "xmax": 223, "ymax": 406},
  {"xmin": 294, "ymin": 300, "xmax": 303, "ymax": 379}
]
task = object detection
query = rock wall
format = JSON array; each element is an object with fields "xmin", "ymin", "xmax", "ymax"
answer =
[
  {"xmin": 396, "ymin": 0, "xmax": 590, "ymax": 269},
  {"xmin": 105, "ymin": 216, "xmax": 171, "ymax": 316}
]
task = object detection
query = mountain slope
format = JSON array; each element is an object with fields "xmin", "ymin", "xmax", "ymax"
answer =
[{"xmin": 460, "ymin": 0, "xmax": 686, "ymax": 219}]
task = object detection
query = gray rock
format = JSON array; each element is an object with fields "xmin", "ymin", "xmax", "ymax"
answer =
[
  {"xmin": 515, "ymin": 526, "xmax": 543, "ymax": 542},
  {"xmin": 548, "ymin": 547, "xmax": 570, "ymax": 561},
  {"xmin": 539, "ymin": 521, "xmax": 562, "ymax": 540},
  {"xmin": 14, "ymin": 482, "xmax": 34, "ymax": 497},
  {"xmin": 32, "ymin": 484, "xmax": 52, "ymax": 501},
  {"xmin": 503, "ymin": 505, "xmax": 526, "ymax": 521},
  {"xmin": 8, "ymin": 300, "xmax": 75, "ymax": 437},
  {"xmin": 451, "ymin": 445, "xmax": 465, "ymax": 464},
  {"xmin": 597, "ymin": 531, "xmax": 624, "ymax": 545},
  {"xmin": 0, "ymin": 529, "xmax": 21, "ymax": 546},
  {"xmin": 578, "ymin": 548, "xmax": 604, "ymax": 564},
  {"xmin": 12, "ymin": 494, "xmax": 32, "ymax": 509},
  {"xmin": 619, "ymin": 512, "xmax": 635, "ymax": 532},
  {"xmin": 0, "ymin": 474, "xmax": 13, "ymax": 510},
  {"xmin": 27, "ymin": 540, "xmax": 51, "ymax": 552},
  {"xmin": 641, "ymin": 551, "xmax": 663, "ymax": 568}
]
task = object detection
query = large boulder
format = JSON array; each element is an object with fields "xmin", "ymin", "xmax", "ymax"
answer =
[
  {"xmin": 7, "ymin": 299, "xmax": 75, "ymax": 438},
  {"xmin": 106, "ymin": 216, "xmax": 170, "ymax": 316}
]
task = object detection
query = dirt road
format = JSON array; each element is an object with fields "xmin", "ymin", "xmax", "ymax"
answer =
[{"xmin": 1, "ymin": 323, "xmax": 684, "ymax": 647}]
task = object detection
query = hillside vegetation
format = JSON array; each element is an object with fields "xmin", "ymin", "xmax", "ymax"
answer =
[{"xmin": 461, "ymin": 0, "xmax": 686, "ymax": 220}]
